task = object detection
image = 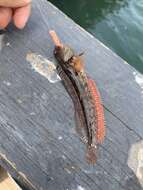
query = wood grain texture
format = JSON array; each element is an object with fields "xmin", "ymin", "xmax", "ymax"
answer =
[{"xmin": 0, "ymin": 0, "xmax": 143, "ymax": 189}]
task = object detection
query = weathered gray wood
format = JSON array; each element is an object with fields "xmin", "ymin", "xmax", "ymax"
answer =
[{"xmin": 0, "ymin": 0, "xmax": 143, "ymax": 189}]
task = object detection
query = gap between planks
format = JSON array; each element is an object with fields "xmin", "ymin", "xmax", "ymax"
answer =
[{"xmin": 0, "ymin": 166, "xmax": 22, "ymax": 190}]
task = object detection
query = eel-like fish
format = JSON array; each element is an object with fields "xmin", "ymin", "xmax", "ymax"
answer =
[{"xmin": 49, "ymin": 30, "xmax": 105, "ymax": 164}]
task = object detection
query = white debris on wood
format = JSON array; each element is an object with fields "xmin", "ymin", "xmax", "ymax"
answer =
[
  {"xmin": 77, "ymin": 185, "xmax": 85, "ymax": 190},
  {"xmin": 26, "ymin": 52, "xmax": 61, "ymax": 83},
  {"xmin": 133, "ymin": 71, "xmax": 143, "ymax": 95},
  {"xmin": 62, "ymin": 155, "xmax": 66, "ymax": 160},
  {"xmin": 123, "ymin": 61, "xmax": 128, "ymax": 65},
  {"xmin": 58, "ymin": 136, "xmax": 63, "ymax": 140},
  {"xmin": 6, "ymin": 42, "xmax": 11, "ymax": 47},
  {"xmin": 3, "ymin": 81, "xmax": 11, "ymax": 86},
  {"xmin": 127, "ymin": 140, "xmax": 143, "ymax": 187},
  {"xmin": 30, "ymin": 112, "xmax": 36, "ymax": 116},
  {"xmin": 137, "ymin": 148, "xmax": 143, "ymax": 181}
]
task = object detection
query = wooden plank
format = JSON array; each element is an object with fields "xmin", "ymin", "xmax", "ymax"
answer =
[
  {"xmin": 0, "ymin": 167, "xmax": 21, "ymax": 190},
  {"xmin": 0, "ymin": 0, "xmax": 143, "ymax": 190}
]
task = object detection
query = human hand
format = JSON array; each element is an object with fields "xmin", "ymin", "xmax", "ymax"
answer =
[{"xmin": 0, "ymin": 0, "xmax": 31, "ymax": 29}]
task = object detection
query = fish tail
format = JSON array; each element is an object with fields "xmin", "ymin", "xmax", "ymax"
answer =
[{"xmin": 86, "ymin": 146, "xmax": 97, "ymax": 164}]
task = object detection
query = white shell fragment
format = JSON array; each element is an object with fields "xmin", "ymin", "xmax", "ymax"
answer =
[
  {"xmin": 26, "ymin": 52, "xmax": 61, "ymax": 83},
  {"xmin": 127, "ymin": 140, "xmax": 143, "ymax": 187}
]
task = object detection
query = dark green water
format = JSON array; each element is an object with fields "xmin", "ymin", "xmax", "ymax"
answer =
[{"xmin": 49, "ymin": 0, "xmax": 143, "ymax": 73}]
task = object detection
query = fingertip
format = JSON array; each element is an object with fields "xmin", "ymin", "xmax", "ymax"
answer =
[
  {"xmin": 13, "ymin": 4, "xmax": 31, "ymax": 29},
  {"xmin": 0, "ymin": 7, "xmax": 12, "ymax": 29}
]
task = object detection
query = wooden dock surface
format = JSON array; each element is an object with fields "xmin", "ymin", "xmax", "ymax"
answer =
[{"xmin": 0, "ymin": 0, "xmax": 143, "ymax": 189}]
